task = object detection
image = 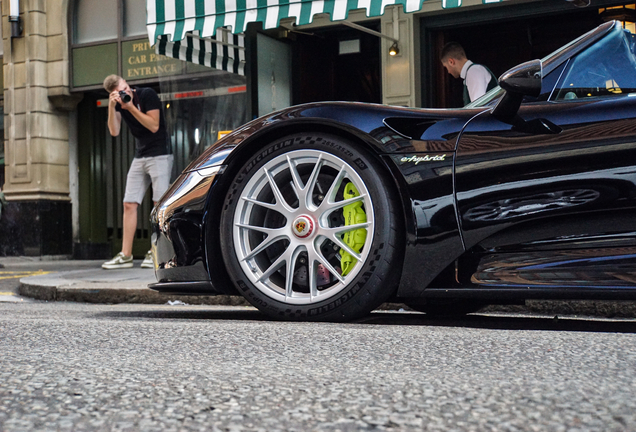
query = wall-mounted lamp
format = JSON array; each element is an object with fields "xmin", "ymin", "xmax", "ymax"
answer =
[
  {"xmin": 341, "ymin": 6, "xmax": 401, "ymax": 58},
  {"xmin": 9, "ymin": 0, "xmax": 23, "ymax": 38}
]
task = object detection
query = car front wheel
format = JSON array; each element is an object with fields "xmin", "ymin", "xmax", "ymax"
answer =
[{"xmin": 219, "ymin": 133, "xmax": 403, "ymax": 321}]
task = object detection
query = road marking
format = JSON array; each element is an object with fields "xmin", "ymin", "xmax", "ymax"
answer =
[
  {"xmin": 0, "ymin": 292, "xmax": 28, "ymax": 302},
  {"xmin": 0, "ymin": 292, "xmax": 16, "ymax": 296},
  {"xmin": 0, "ymin": 270, "xmax": 53, "ymax": 280}
]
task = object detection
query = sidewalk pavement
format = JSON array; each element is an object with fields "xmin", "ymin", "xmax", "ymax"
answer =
[
  {"xmin": 5, "ymin": 257, "xmax": 636, "ymax": 318},
  {"xmin": 3, "ymin": 257, "xmax": 248, "ymax": 306}
]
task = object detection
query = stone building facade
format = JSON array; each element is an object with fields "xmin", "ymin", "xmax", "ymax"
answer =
[{"xmin": 1, "ymin": 0, "xmax": 79, "ymax": 256}]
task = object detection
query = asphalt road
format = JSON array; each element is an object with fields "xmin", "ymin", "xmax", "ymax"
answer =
[{"xmin": 1, "ymin": 302, "xmax": 636, "ymax": 431}]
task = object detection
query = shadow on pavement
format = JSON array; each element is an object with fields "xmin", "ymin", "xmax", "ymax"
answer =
[
  {"xmin": 92, "ymin": 307, "xmax": 273, "ymax": 322},
  {"xmin": 355, "ymin": 311, "xmax": 636, "ymax": 333},
  {"xmin": 92, "ymin": 307, "xmax": 636, "ymax": 333}
]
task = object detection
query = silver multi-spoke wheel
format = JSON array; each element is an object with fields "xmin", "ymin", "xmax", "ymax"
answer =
[
  {"xmin": 220, "ymin": 134, "xmax": 402, "ymax": 321},
  {"xmin": 232, "ymin": 149, "xmax": 374, "ymax": 305}
]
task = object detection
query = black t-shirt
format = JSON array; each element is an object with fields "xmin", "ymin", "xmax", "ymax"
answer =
[{"xmin": 115, "ymin": 87, "xmax": 170, "ymax": 158}]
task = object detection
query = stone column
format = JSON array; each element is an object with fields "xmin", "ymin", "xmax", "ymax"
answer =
[{"xmin": 1, "ymin": 0, "xmax": 80, "ymax": 256}]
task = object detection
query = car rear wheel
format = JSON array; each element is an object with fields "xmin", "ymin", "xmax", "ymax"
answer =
[{"xmin": 219, "ymin": 133, "xmax": 403, "ymax": 321}]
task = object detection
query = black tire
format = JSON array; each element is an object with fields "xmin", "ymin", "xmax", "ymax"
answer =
[{"xmin": 219, "ymin": 133, "xmax": 403, "ymax": 321}]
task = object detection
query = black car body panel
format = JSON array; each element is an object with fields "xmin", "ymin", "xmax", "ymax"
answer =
[
  {"xmin": 150, "ymin": 20, "xmax": 636, "ymax": 309},
  {"xmin": 455, "ymin": 96, "xmax": 636, "ymax": 293}
]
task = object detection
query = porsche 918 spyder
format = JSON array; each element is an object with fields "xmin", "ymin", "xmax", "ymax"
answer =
[{"xmin": 150, "ymin": 20, "xmax": 636, "ymax": 321}]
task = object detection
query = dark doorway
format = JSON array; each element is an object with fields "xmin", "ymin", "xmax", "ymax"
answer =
[
  {"xmin": 432, "ymin": 11, "xmax": 603, "ymax": 108},
  {"xmin": 292, "ymin": 23, "xmax": 382, "ymax": 104},
  {"xmin": 77, "ymin": 92, "xmax": 156, "ymax": 258}
]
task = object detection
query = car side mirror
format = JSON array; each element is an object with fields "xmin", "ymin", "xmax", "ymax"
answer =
[{"xmin": 492, "ymin": 59, "xmax": 542, "ymax": 124}]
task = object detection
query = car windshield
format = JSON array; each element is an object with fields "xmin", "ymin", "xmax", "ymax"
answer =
[{"xmin": 555, "ymin": 28, "xmax": 636, "ymax": 100}]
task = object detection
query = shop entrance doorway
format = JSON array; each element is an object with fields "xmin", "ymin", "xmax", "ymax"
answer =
[{"xmin": 292, "ymin": 23, "xmax": 382, "ymax": 104}]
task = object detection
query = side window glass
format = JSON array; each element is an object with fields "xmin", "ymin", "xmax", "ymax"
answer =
[{"xmin": 555, "ymin": 30, "xmax": 636, "ymax": 100}]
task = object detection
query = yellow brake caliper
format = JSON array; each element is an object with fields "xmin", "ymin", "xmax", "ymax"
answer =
[{"xmin": 339, "ymin": 182, "xmax": 367, "ymax": 276}]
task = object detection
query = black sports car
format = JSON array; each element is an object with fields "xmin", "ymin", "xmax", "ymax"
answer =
[{"xmin": 150, "ymin": 20, "xmax": 636, "ymax": 321}]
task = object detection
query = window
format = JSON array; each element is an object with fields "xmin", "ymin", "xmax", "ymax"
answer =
[
  {"xmin": 74, "ymin": 0, "xmax": 117, "ymax": 44},
  {"xmin": 555, "ymin": 29, "xmax": 636, "ymax": 100},
  {"xmin": 73, "ymin": 0, "xmax": 146, "ymax": 44},
  {"xmin": 124, "ymin": 0, "xmax": 147, "ymax": 38}
]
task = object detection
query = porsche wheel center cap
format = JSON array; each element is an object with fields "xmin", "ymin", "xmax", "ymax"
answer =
[{"xmin": 292, "ymin": 215, "xmax": 314, "ymax": 239}]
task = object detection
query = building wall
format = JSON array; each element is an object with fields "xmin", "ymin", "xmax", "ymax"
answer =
[
  {"xmin": 1, "ymin": 0, "xmax": 77, "ymax": 255},
  {"xmin": 3, "ymin": 0, "xmax": 77, "ymax": 200}
]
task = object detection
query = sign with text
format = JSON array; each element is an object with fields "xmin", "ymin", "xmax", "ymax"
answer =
[{"xmin": 122, "ymin": 39, "xmax": 183, "ymax": 80}]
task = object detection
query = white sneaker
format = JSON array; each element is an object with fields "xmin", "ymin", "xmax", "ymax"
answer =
[
  {"xmin": 102, "ymin": 252, "xmax": 133, "ymax": 269},
  {"xmin": 141, "ymin": 250, "xmax": 154, "ymax": 269}
]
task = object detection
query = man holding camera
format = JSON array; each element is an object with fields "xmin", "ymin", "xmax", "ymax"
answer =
[{"xmin": 101, "ymin": 75, "xmax": 173, "ymax": 269}]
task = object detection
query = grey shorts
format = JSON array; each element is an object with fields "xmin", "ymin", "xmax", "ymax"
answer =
[{"xmin": 123, "ymin": 154, "xmax": 174, "ymax": 204}]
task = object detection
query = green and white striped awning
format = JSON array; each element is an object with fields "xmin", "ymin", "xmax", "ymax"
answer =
[
  {"xmin": 147, "ymin": 0, "xmax": 503, "ymax": 43},
  {"xmin": 155, "ymin": 31, "xmax": 246, "ymax": 75}
]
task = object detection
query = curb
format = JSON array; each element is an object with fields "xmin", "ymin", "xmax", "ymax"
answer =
[
  {"xmin": 19, "ymin": 269, "xmax": 251, "ymax": 306},
  {"xmin": 19, "ymin": 283, "xmax": 252, "ymax": 306}
]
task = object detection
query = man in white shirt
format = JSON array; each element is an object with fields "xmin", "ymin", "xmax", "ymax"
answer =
[{"xmin": 440, "ymin": 42, "xmax": 497, "ymax": 105}]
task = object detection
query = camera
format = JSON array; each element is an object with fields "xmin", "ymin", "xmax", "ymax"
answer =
[{"xmin": 119, "ymin": 91, "xmax": 132, "ymax": 103}]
